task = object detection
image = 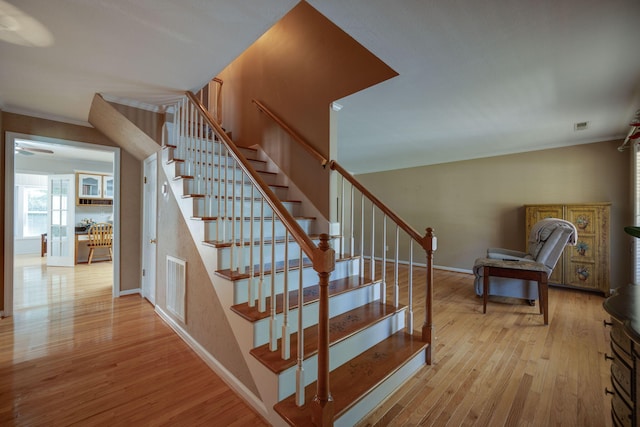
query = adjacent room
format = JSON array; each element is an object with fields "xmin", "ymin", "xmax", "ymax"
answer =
[{"xmin": 11, "ymin": 137, "xmax": 115, "ymax": 310}]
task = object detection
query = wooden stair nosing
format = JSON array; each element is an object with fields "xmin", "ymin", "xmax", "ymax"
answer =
[
  {"xmin": 167, "ymin": 155, "xmax": 267, "ymax": 168},
  {"xmin": 188, "ymin": 215, "xmax": 315, "ymax": 224},
  {"xmin": 202, "ymin": 233, "xmax": 330, "ymax": 249},
  {"xmin": 173, "ymin": 172, "xmax": 278, "ymax": 188},
  {"xmin": 229, "ymin": 274, "xmax": 380, "ymax": 323},
  {"xmin": 273, "ymin": 331, "xmax": 429, "ymax": 426},
  {"xmin": 164, "ymin": 139, "xmax": 259, "ymax": 155},
  {"xmin": 173, "ymin": 169, "xmax": 277, "ymax": 180},
  {"xmin": 250, "ymin": 301, "xmax": 407, "ymax": 374},
  {"xmin": 177, "ymin": 195, "xmax": 301, "ymax": 207}
]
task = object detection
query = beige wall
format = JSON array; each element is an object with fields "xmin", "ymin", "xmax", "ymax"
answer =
[
  {"xmin": 1, "ymin": 112, "xmax": 143, "ymax": 312},
  {"xmin": 107, "ymin": 102, "xmax": 164, "ymax": 144},
  {"xmin": 154, "ymin": 165, "xmax": 259, "ymax": 395},
  {"xmin": 357, "ymin": 140, "xmax": 632, "ymax": 289},
  {"xmin": 217, "ymin": 1, "xmax": 397, "ymax": 218}
]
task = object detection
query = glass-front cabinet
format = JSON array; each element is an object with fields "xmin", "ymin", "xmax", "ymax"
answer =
[
  {"xmin": 76, "ymin": 173, "xmax": 113, "ymax": 205},
  {"xmin": 103, "ymin": 175, "xmax": 114, "ymax": 199},
  {"xmin": 78, "ymin": 173, "xmax": 102, "ymax": 198}
]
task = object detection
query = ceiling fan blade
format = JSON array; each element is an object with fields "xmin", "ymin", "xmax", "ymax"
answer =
[
  {"xmin": 15, "ymin": 145, "xmax": 54, "ymax": 154},
  {"xmin": 15, "ymin": 147, "xmax": 35, "ymax": 155}
]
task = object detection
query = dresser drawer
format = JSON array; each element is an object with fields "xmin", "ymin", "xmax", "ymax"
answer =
[
  {"xmin": 611, "ymin": 320, "xmax": 633, "ymax": 357},
  {"xmin": 612, "ymin": 339, "xmax": 633, "ymax": 370},
  {"xmin": 612, "ymin": 392, "xmax": 633, "ymax": 427},
  {"xmin": 611, "ymin": 358, "xmax": 632, "ymax": 405}
]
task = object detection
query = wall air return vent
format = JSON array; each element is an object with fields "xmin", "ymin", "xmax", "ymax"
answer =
[{"xmin": 166, "ymin": 256, "xmax": 186, "ymax": 323}]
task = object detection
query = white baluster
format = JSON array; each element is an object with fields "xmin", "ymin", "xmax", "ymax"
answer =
[
  {"xmin": 281, "ymin": 230, "xmax": 290, "ymax": 360},
  {"xmin": 248, "ymin": 185, "xmax": 255, "ymax": 307},
  {"xmin": 407, "ymin": 239, "xmax": 414, "ymax": 334},
  {"xmin": 296, "ymin": 248, "xmax": 305, "ymax": 406},
  {"xmin": 382, "ymin": 215, "xmax": 387, "ymax": 305},
  {"xmin": 258, "ymin": 198, "xmax": 266, "ymax": 313},
  {"xmin": 269, "ymin": 210, "xmax": 278, "ymax": 352}
]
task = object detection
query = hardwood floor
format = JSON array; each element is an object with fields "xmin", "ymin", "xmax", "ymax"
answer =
[
  {"xmin": 1, "ymin": 255, "xmax": 269, "ymax": 426},
  {"xmin": 359, "ymin": 266, "xmax": 612, "ymax": 427},
  {"xmin": 2, "ymin": 256, "xmax": 613, "ymax": 426}
]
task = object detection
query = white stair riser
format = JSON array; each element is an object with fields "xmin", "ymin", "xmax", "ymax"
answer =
[
  {"xmin": 251, "ymin": 282, "xmax": 381, "ymax": 348},
  {"xmin": 231, "ymin": 257, "xmax": 359, "ymax": 305},
  {"xmin": 204, "ymin": 218, "xmax": 314, "ymax": 242},
  {"xmin": 174, "ymin": 162, "xmax": 274, "ymax": 183},
  {"xmin": 169, "ymin": 135, "xmax": 259, "ymax": 158},
  {"xmin": 277, "ymin": 309, "xmax": 407, "ymax": 400},
  {"xmin": 217, "ymin": 242, "xmax": 307, "ymax": 271},
  {"xmin": 190, "ymin": 197, "xmax": 300, "ymax": 218},
  {"xmin": 216, "ymin": 234, "xmax": 341, "ymax": 271},
  {"xmin": 172, "ymin": 149, "xmax": 265, "ymax": 170},
  {"xmin": 180, "ymin": 180, "xmax": 288, "ymax": 200}
]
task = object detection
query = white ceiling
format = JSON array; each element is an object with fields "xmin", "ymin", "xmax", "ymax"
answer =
[{"xmin": 1, "ymin": 0, "xmax": 639, "ymax": 174}]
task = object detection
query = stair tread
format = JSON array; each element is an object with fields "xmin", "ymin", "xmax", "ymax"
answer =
[
  {"xmin": 189, "ymin": 215, "xmax": 315, "ymax": 222},
  {"xmin": 229, "ymin": 274, "xmax": 377, "ymax": 322},
  {"xmin": 203, "ymin": 233, "xmax": 327, "ymax": 248},
  {"xmin": 216, "ymin": 254, "xmax": 357, "ymax": 282},
  {"xmin": 251, "ymin": 301, "xmax": 405, "ymax": 374},
  {"xmin": 274, "ymin": 331, "xmax": 428, "ymax": 425},
  {"xmin": 170, "ymin": 156, "xmax": 267, "ymax": 166},
  {"xmin": 173, "ymin": 168, "xmax": 276, "ymax": 180},
  {"xmin": 178, "ymin": 178, "xmax": 288, "ymax": 188}
]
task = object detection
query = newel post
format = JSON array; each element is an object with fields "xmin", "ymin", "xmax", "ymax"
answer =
[
  {"xmin": 312, "ymin": 234, "xmax": 336, "ymax": 427},
  {"xmin": 421, "ymin": 227, "xmax": 436, "ymax": 365}
]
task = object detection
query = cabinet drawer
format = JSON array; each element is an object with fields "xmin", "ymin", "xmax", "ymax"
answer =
[
  {"xmin": 611, "ymin": 321, "xmax": 632, "ymax": 357},
  {"xmin": 611, "ymin": 339, "xmax": 633, "ymax": 372},
  {"xmin": 611, "ymin": 359, "xmax": 632, "ymax": 405},
  {"xmin": 612, "ymin": 392, "xmax": 633, "ymax": 427}
]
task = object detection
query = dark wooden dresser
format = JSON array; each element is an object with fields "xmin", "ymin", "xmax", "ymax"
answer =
[{"xmin": 603, "ymin": 284, "xmax": 640, "ymax": 426}]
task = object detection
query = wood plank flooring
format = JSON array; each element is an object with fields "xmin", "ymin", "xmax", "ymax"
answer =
[
  {"xmin": 1, "ymin": 255, "xmax": 269, "ymax": 426},
  {"xmin": 2, "ymin": 256, "xmax": 613, "ymax": 426},
  {"xmin": 358, "ymin": 266, "xmax": 612, "ymax": 427}
]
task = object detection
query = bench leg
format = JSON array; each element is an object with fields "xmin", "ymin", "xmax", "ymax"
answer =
[
  {"xmin": 540, "ymin": 277, "xmax": 548, "ymax": 325},
  {"xmin": 483, "ymin": 267, "xmax": 489, "ymax": 314}
]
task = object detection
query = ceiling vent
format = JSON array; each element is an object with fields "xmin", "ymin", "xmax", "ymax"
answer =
[{"xmin": 574, "ymin": 121, "xmax": 589, "ymax": 131}]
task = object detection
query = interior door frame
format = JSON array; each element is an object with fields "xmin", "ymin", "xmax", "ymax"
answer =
[
  {"xmin": 4, "ymin": 131, "xmax": 121, "ymax": 317},
  {"xmin": 142, "ymin": 153, "xmax": 157, "ymax": 305}
]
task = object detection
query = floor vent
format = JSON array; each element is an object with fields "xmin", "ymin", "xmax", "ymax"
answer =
[{"xmin": 166, "ymin": 255, "xmax": 186, "ymax": 322}]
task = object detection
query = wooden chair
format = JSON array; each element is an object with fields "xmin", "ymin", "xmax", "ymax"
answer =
[
  {"xmin": 41, "ymin": 233, "xmax": 47, "ymax": 257},
  {"xmin": 87, "ymin": 223, "xmax": 113, "ymax": 265}
]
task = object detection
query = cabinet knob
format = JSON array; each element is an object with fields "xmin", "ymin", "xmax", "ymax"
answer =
[
  {"xmin": 605, "ymin": 387, "xmax": 615, "ymax": 396},
  {"xmin": 603, "ymin": 320, "xmax": 613, "ymax": 327},
  {"xmin": 604, "ymin": 353, "xmax": 615, "ymax": 361}
]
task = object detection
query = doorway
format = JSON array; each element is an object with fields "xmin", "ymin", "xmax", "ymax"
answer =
[
  {"xmin": 142, "ymin": 154, "xmax": 157, "ymax": 305},
  {"xmin": 4, "ymin": 132, "xmax": 121, "ymax": 316}
]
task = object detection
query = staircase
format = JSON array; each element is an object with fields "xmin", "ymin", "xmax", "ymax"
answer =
[{"xmin": 159, "ymin": 92, "xmax": 435, "ymax": 426}]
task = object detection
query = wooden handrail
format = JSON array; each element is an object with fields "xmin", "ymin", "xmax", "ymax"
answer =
[
  {"xmin": 329, "ymin": 160, "xmax": 427, "ymax": 249},
  {"xmin": 251, "ymin": 99, "xmax": 328, "ymax": 167},
  {"xmin": 187, "ymin": 92, "xmax": 318, "ymax": 259}
]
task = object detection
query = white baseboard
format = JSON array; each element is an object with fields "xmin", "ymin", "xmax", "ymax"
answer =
[
  {"xmin": 154, "ymin": 306, "xmax": 268, "ymax": 418},
  {"xmin": 367, "ymin": 256, "xmax": 473, "ymax": 275},
  {"xmin": 119, "ymin": 288, "xmax": 141, "ymax": 296},
  {"xmin": 435, "ymin": 265, "xmax": 473, "ymax": 274}
]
